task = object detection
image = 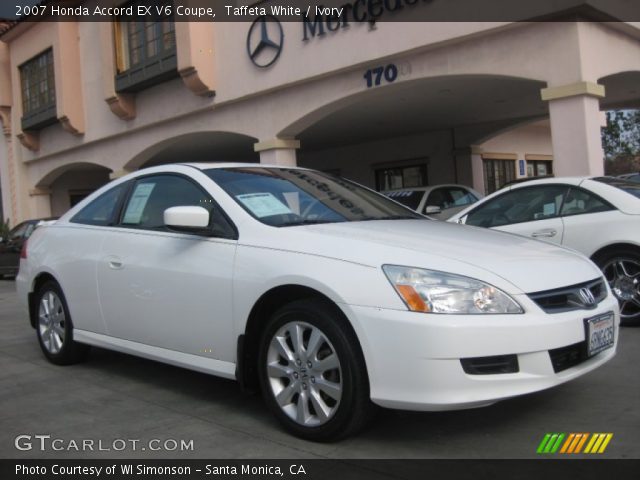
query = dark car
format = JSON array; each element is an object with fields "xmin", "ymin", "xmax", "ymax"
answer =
[
  {"xmin": 618, "ymin": 172, "xmax": 640, "ymax": 183},
  {"xmin": 0, "ymin": 218, "xmax": 56, "ymax": 278}
]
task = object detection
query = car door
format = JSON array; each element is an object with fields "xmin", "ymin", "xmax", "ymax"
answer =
[
  {"xmin": 559, "ymin": 186, "xmax": 619, "ymax": 256},
  {"xmin": 96, "ymin": 173, "xmax": 239, "ymax": 362},
  {"xmin": 463, "ymin": 184, "xmax": 569, "ymax": 245}
]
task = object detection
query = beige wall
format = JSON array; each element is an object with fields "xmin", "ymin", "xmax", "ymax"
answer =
[{"xmin": 0, "ymin": 16, "xmax": 639, "ymax": 222}]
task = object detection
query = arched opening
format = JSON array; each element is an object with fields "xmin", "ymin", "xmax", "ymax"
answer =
[
  {"xmin": 125, "ymin": 131, "xmax": 259, "ymax": 171},
  {"xmin": 37, "ymin": 163, "xmax": 112, "ymax": 217},
  {"xmin": 279, "ymin": 75, "xmax": 547, "ymax": 191}
]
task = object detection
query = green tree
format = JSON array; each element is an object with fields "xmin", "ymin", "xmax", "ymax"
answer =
[{"xmin": 602, "ymin": 110, "xmax": 640, "ymax": 160}]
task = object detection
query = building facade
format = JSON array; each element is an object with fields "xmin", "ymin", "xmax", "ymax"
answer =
[{"xmin": 1, "ymin": 1, "xmax": 639, "ymax": 223}]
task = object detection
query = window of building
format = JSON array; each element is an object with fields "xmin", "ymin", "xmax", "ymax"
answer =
[
  {"xmin": 527, "ymin": 160, "xmax": 553, "ymax": 178},
  {"xmin": 19, "ymin": 49, "xmax": 57, "ymax": 131},
  {"xmin": 483, "ymin": 159, "xmax": 515, "ymax": 194},
  {"xmin": 375, "ymin": 164, "xmax": 428, "ymax": 191},
  {"xmin": 114, "ymin": 2, "xmax": 177, "ymax": 93}
]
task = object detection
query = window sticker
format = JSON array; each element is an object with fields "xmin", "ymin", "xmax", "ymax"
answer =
[
  {"xmin": 236, "ymin": 193, "xmax": 293, "ymax": 218},
  {"xmin": 123, "ymin": 183, "xmax": 156, "ymax": 224},
  {"xmin": 543, "ymin": 202, "xmax": 555, "ymax": 216}
]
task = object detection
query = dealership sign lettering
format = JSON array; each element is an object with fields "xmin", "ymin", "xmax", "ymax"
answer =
[{"xmin": 303, "ymin": 0, "xmax": 435, "ymax": 40}]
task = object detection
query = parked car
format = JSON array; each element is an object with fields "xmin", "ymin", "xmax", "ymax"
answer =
[
  {"xmin": 0, "ymin": 218, "xmax": 56, "ymax": 279},
  {"xmin": 17, "ymin": 164, "xmax": 618, "ymax": 441},
  {"xmin": 449, "ymin": 176, "xmax": 640, "ymax": 324},
  {"xmin": 383, "ymin": 184, "xmax": 482, "ymax": 220},
  {"xmin": 618, "ymin": 172, "xmax": 640, "ymax": 183}
]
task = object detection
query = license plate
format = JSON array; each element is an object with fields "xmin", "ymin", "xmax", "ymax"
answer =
[{"xmin": 584, "ymin": 312, "xmax": 615, "ymax": 357}]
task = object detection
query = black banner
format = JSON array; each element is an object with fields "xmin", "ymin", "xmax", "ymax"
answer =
[
  {"xmin": 2, "ymin": 459, "xmax": 640, "ymax": 480},
  {"xmin": 1, "ymin": 0, "xmax": 640, "ymax": 23}
]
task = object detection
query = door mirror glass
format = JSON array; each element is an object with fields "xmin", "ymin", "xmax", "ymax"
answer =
[
  {"xmin": 425, "ymin": 205, "xmax": 442, "ymax": 215},
  {"xmin": 164, "ymin": 206, "xmax": 210, "ymax": 230}
]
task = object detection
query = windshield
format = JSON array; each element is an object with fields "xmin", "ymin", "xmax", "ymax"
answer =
[
  {"xmin": 384, "ymin": 190, "xmax": 423, "ymax": 210},
  {"xmin": 205, "ymin": 167, "xmax": 421, "ymax": 227},
  {"xmin": 594, "ymin": 177, "xmax": 640, "ymax": 199}
]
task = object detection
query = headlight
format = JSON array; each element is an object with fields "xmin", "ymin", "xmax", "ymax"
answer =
[{"xmin": 382, "ymin": 265, "xmax": 523, "ymax": 314}]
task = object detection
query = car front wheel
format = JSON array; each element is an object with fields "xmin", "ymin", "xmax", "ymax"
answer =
[
  {"xmin": 258, "ymin": 299, "xmax": 372, "ymax": 441},
  {"xmin": 594, "ymin": 249, "xmax": 640, "ymax": 326},
  {"xmin": 35, "ymin": 281, "xmax": 90, "ymax": 364}
]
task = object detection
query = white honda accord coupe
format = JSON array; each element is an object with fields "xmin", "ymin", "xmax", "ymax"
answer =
[{"xmin": 17, "ymin": 164, "xmax": 618, "ymax": 441}]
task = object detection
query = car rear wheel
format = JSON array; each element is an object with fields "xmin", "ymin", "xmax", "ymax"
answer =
[
  {"xmin": 36, "ymin": 281, "xmax": 90, "ymax": 364},
  {"xmin": 258, "ymin": 298, "xmax": 373, "ymax": 441},
  {"xmin": 594, "ymin": 249, "xmax": 640, "ymax": 326}
]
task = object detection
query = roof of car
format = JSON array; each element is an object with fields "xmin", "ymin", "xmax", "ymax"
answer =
[{"xmin": 180, "ymin": 162, "xmax": 307, "ymax": 170}]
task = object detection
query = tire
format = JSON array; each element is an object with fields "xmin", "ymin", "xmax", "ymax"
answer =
[
  {"xmin": 35, "ymin": 281, "xmax": 90, "ymax": 364},
  {"xmin": 593, "ymin": 248, "xmax": 640, "ymax": 326},
  {"xmin": 258, "ymin": 298, "xmax": 373, "ymax": 441}
]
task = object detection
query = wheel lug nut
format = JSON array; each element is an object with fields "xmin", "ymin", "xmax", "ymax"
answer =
[
  {"xmin": 296, "ymin": 359, "xmax": 301, "ymax": 366},
  {"xmin": 310, "ymin": 377, "xmax": 315, "ymax": 383},
  {"xmin": 293, "ymin": 372, "xmax": 298, "ymax": 378},
  {"xmin": 307, "ymin": 361, "xmax": 312, "ymax": 368},
  {"xmin": 302, "ymin": 383, "xmax": 307, "ymax": 390}
]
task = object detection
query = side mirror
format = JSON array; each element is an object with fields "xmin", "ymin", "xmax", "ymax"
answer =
[
  {"xmin": 164, "ymin": 206, "xmax": 210, "ymax": 231},
  {"xmin": 425, "ymin": 205, "xmax": 442, "ymax": 215}
]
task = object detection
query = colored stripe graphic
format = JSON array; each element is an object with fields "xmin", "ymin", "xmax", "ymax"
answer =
[
  {"xmin": 537, "ymin": 433, "xmax": 565, "ymax": 454},
  {"xmin": 584, "ymin": 433, "xmax": 613, "ymax": 454},
  {"xmin": 538, "ymin": 433, "xmax": 613, "ymax": 454}
]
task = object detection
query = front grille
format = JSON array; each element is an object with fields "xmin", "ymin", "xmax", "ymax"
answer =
[
  {"xmin": 528, "ymin": 278, "xmax": 607, "ymax": 313},
  {"xmin": 549, "ymin": 342, "xmax": 588, "ymax": 373},
  {"xmin": 461, "ymin": 355, "xmax": 519, "ymax": 375}
]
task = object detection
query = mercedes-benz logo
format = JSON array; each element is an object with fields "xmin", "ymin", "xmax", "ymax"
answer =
[{"xmin": 246, "ymin": 15, "xmax": 284, "ymax": 68}]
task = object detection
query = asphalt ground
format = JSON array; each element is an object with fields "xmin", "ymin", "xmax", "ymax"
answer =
[{"xmin": 0, "ymin": 278, "xmax": 638, "ymax": 460}]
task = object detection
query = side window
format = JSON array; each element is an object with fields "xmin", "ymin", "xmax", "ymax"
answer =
[
  {"xmin": 120, "ymin": 175, "xmax": 234, "ymax": 237},
  {"xmin": 466, "ymin": 185, "xmax": 569, "ymax": 228},
  {"xmin": 560, "ymin": 188, "xmax": 614, "ymax": 216},
  {"xmin": 427, "ymin": 187, "xmax": 478, "ymax": 211},
  {"xmin": 71, "ymin": 182, "xmax": 128, "ymax": 226},
  {"xmin": 8, "ymin": 223, "xmax": 29, "ymax": 241}
]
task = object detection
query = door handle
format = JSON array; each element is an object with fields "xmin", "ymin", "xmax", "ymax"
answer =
[
  {"xmin": 108, "ymin": 260, "xmax": 124, "ymax": 270},
  {"xmin": 531, "ymin": 229, "xmax": 557, "ymax": 238}
]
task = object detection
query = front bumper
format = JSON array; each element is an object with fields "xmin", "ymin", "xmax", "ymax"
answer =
[{"xmin": 342, "ymin": 295, "xmax": 619, "ymax": 411}]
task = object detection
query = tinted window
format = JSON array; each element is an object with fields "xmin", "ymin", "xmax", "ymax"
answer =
[
  {"xmin": 8, "ymin": 222, "xmax": 29, "ymax": 241},
  {"xmin": 594, "ymin": 177, "xmax": 640, "ymax": 199},
  {"xmin": 206, "ymin": 168, "xmax": 420, "ymax": 227},
  {"xmin": 560, "ymin": 188, "xmax": 614, "ymax": 216},
  {"xmin": 384, "ymin": 190, "xmax": 424, "ymax": 210},
  {"xmin": 466, "ymin": 185, "xmax": 568, "ymax": 228},
  {"xmin": 120, "ymin": 174, "xmax": 234, "ymax": 237},
  {"xmin": 70, "ymin": 183, "xmax": 128, "ymax": 226}
]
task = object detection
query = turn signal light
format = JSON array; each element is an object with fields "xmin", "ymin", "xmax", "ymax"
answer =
[
  {"xmin": 20, "ymin": 239, "xmax": 28, "ymax": 259},
  {"xmin": 396, "ymin": 285, "xmax": 430, "ymax": 312}
]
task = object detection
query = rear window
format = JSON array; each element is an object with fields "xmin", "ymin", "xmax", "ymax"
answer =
[
  {"xmin": 384, "ymin": 190, "xmax": 424, "ymax": 210},
  {"xmin": 593, "ymin": 177, "xmax": 640, "ymax": 199}
]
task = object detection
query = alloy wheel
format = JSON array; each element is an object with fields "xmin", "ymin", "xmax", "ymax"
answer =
[
  {"xmin": 38, "ymin": 290, "xmax": 66, "ymax": 354},
  {"xmin": 265, "ymin": 321, "xmax": 342, "ymax": 427},
  {"xmin": 601, "ymin": 257, "xmax": 640, "ymax": 321}
]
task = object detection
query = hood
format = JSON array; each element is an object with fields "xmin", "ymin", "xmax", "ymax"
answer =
[{"xmin": 245, "ymin": 219, "xmax": 602, "ymax": 294}]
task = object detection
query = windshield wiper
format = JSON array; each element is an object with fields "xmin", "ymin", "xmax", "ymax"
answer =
[
  {"xmin": 358, "ymin": 215, "xmax": 420, "ymax": 221},
  {"xmin": 280, "ymin": 219, "xmax": 341, "ymax": 227}
]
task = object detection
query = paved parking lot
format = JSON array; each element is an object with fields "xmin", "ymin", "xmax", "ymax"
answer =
[{"xmin": 0, "ymin": 278, "xmax": 638, "ymax": 459}]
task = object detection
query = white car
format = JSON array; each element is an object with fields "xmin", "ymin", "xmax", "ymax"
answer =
[
  {"xmin": 17, "ymin": 164, "xmax": 618, "ymax": 441},
  {"xmin": 449, "ymin": 177, "xmax": 640, "ymax": 325},
  {"xmin": 383, "ymin": 184, "xmax": 482, "ymax": 220}
]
